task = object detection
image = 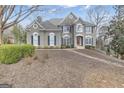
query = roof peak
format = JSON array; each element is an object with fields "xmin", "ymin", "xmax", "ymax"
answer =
[{"xmin": 67, "ymin": 12, "xmax": 77, "ymax": 18}]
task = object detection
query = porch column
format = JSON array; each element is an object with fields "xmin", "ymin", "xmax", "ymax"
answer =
[
  {"xmin": 83, "ymin": 35, "xmax": 85, "ymax": 48},
  {"xmin": 74, "ymin": 36, "xmax": 77, "ymax": 48}
]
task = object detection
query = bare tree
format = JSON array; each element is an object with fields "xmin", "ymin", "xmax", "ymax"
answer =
[
  {"xmin": 0, "ymin": 5, "xmax": 40, "ymax": 45},
  {"xmin": 87, "ymin": 6, "xmax": 111, "ymax": 37}
]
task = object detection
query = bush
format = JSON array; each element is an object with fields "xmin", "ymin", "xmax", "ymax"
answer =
[
  {"xmin": 85, "ymin": 45, "xmax": 95, "ymax": 49},
  {"xmin": 61, "ymin": 45, "xmax": 67, "ymax": 49},
  {"xmin": 0, "ymin": 44, "xmax": 35, "ymax": 64},
  {"xmin": 61, "ymin": 45, "xmax": 71, "ymax": 49},
  {"xmin": 21, "ymin": 44, "xmax": 35, "ymax": 57}
]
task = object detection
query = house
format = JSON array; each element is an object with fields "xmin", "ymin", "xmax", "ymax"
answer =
[
  {"xmin": 3, "ymin": 27, "xmax": 15, "ymax": 44},
  {"xmin": 26, "ymin": 12, "xmax": 96, "ymax": 48},
  {"xmin": 97, "ymin": 26, "xmax": 113, "ymax": 50}
]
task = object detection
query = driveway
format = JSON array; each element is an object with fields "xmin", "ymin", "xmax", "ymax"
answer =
[{"xmin": 0, "ymin": 49, "xmax": 124, "ymax": 88}]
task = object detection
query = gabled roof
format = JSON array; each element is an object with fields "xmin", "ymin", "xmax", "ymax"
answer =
[
  {"xmin": 26, "ymin": 12, "xmax": 95, "ymax": 31},
  {"xmin": 41, "ymin": 20, "xmax": 61, "ymax": 30},
  {"xmin": 49, "ymin": 18, "xmax": 62, "ymax": 26},
  {"xmin": 59, "ymin": 12, "xmax": 95, "ymax": 26},
  {"xmin": 59, "ymin": 12, "xmax": 78, "ymax": 25},
  {"xmin": 74, "ymin": 17, "xmax": 95, "ymax": 26},
  {"xmin": 26, "ymin": 20, "xmax": 45, "ymax": 30}
]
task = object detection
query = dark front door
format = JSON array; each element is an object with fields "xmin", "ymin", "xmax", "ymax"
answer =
[{"xmin": 77, "ymin": 36, "xmax": 83, "ymax": 46}]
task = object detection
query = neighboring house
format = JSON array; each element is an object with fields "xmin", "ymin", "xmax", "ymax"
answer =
[
  {"xmin": 97, "ymin": 26, "xmax": 113, "ymax": 51},
  {"xmin": 26, "ymin": 12, "xmax": 96, "ymax": 48},
  {"xmin": 3, "ymin": 27, "xmax": 15, "ymax": 44}
]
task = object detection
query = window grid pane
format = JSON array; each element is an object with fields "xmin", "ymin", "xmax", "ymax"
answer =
[
  {"xmin": 86, "ymin": 27, "xmax": 92, "ymax": 34},
  {"xmin": 85, "ymin": 37, "xmax": 92, "ymax": 45},
  {"xmin": 76, "ymin": 25, "xmax": 83, "ymax": 32},
  {"xmin": 63, "ymin": 26, "xmax": 70, "ymax": 33}
]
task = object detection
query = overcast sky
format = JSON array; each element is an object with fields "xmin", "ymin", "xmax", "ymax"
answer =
[{"xmin": 20, "ymin": 5, "xmax": 115, "ymax": 28}]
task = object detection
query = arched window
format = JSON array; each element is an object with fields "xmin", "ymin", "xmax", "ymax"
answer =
[
  {"xmin": 63, "ymin": 35, "xmax": 70, "ymax": 46},
  {"xmin": 31, "ymin": 32, "xmax": 40, "ymax": 46},
  {"xmin": 85, "ymin": 35, "xmax": 93, "ymax": 45},
  {"xmin": 48, "ymin": 32, "xmax": 56, "ymax": 46}
]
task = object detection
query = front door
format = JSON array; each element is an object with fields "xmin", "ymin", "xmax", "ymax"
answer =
[{"xmin": 77, "ymin": 36, "xmax": 83, "ymax": 46}]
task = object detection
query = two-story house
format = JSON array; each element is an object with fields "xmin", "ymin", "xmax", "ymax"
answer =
[{"xmin": 26, "ymin": 12, "xmax": 96, "ymax": 48}]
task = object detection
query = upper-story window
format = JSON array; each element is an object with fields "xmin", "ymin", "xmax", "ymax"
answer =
[
  {"xmin": 85, "ymin": 27, "xmax": 92, "ymax": 34},
  {"xmin": 63, "ymin": 26, "xmax": 70, "ymax": 33},
  {"xmin": 76, "ymin": 24, "xmax": 83, "ymax": 32}
]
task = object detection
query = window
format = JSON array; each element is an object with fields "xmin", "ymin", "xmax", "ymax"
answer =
[
  {"xmin": 85, "ymin": 36, "xmax": 93, "ymax": 45},
  {"xmin": 63, "ymin": 26, "xmax": 70, "ymax": 33},
  {"xmin": 85, "ymin": 27, "xmax": 92, "ymax": 34},
  {"xmin": 63, "ymin": 35, "xmax": 70, "ymax": 46},
  {"xmin": 76, "ymin": 24, "xmax": 83, "ymax": 32},
  {"xmin": 33, "ymin": 24, "xmax": 38, "ymax": 29},
  {"xmin": 32, "ymin": 32, "xmax": 39, "ymax": 46},
  {"xmin": 48, "ymin": 32, "xmax": 55, "ymax": 46}
]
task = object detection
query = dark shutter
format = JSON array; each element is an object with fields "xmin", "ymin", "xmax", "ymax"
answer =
[
  {"xmin": 38, "ymin": 36, "xmax": 40, "ymax": 45},
  {"xmin": 54, "ymin": 36, "xmax": 56, "ymax": 45},
  {"xmin": 31, "ymin": 35, "xmax": 33, "ymax": 45},
  {"xmin": 62, "ymin": 26, "xmax": 63, "ymax": 33},
  {"xmin": 92, "ymin": 38, "xmax": 93, "ymax": 45},
  {"xmin": 92, "ymin": 27, "xmax": 93, "ymax": 33},
  {"xmin": 62, "ymin": 37, "xmax": 63, "ymax": 45},
  {"xmin": 48, "ymin": 36, "xmax": 50, "ymax": 45},
  {"xmin": 81, "ymin": 37, "xmax": 83, "ymax": 46}
]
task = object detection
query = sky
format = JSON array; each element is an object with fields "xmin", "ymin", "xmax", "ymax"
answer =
[{"xmin": 21, "ymin": 5, "xmax": 115, "ymax": 27}]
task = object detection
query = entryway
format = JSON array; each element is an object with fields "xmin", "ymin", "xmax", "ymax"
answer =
[
  {"xmin": 76, "ymin": 36, "xmax": 84, "ymax": 49},
  {"xmin": 77, "ymin": 36, "xmax": 83, "ymax": 46}
]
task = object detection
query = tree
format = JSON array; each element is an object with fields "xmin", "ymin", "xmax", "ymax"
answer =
[
  {"xmin": 3, "ymin": 34, "xmax": 8, "ymax": 44},
  {"xmin": 109, "ymin": 5, "xmax": 124, "ymax": 59},
  {"xmin": 87, "ymin": 6, "xmax": 111, "ymax": 36},
  {"xmin": 0, "ymin": 5, "xmax": 39, "ymax": 45},
  {"xmin": 12, "ymin": 25, "xmax": 26, "ymax": 44},
  {"xmin": 86, "ymin": 6, "xmax": 112, "ymax": 50}
]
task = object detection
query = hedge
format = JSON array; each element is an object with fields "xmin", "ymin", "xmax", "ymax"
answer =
[
  {"xmin": 0, "ymin": 44, "xmax": 35, "ymax": 64},
  {"xmin": 85, "ymin": 45, "xmax": 95, "ymax": 49}
]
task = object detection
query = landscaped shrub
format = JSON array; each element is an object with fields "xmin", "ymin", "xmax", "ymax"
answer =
[
  {"xmin": 61, "ymin": 45, "xmax": 71, "ymax": 49},
  {"xmin": 21, "ymin": 44, "xmax": 35, "ymax": 57},
  {"xmin": 61, "ymin": 45, "xmax": 66, "ymax": 49},
  {"xmin": 85, "ymin": 45, "xmax": 95, "ymax": 49},
  {"xmin": 0, "ymin": 44, "xmax": 35, "ymax": 64}
]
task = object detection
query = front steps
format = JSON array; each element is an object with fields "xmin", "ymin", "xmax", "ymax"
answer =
[{"xmin": 76, "ymin": 46, "xmax": 85, "ymax": 49}]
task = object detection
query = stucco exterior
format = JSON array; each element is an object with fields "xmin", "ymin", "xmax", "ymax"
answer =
[{"xmin": 26, "ymin": 12, "xmax": 96, "ymax": 48}]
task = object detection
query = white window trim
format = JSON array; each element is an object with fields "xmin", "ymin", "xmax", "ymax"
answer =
[
  {"xmin": 49, "ymin": 32, "xmax": 55, "ymax": 46},
  {"xmin": 76, "ymin": 24, "xmax": 83, "ymax": 32},
  {"xmin": 85, "ymin": 35, "xmax": 93, "ymax": 45},
  {"xmin": 33, "ymin": 24, "xmax": 38, "ymax": 29},
  {"xmin": 63, "ymin": 35, "xmax": 70, "ymax": 46},
  {"xmin": 63, "ymin": 26, "xmax": 70, "ymax": 33},
  {"xmin": 32, "ymin": 32, "xmax": 39, "ymax": 46},
  {"xmin": 85, "ymin": 27, "xmax": 92, "ymax": 34}
]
